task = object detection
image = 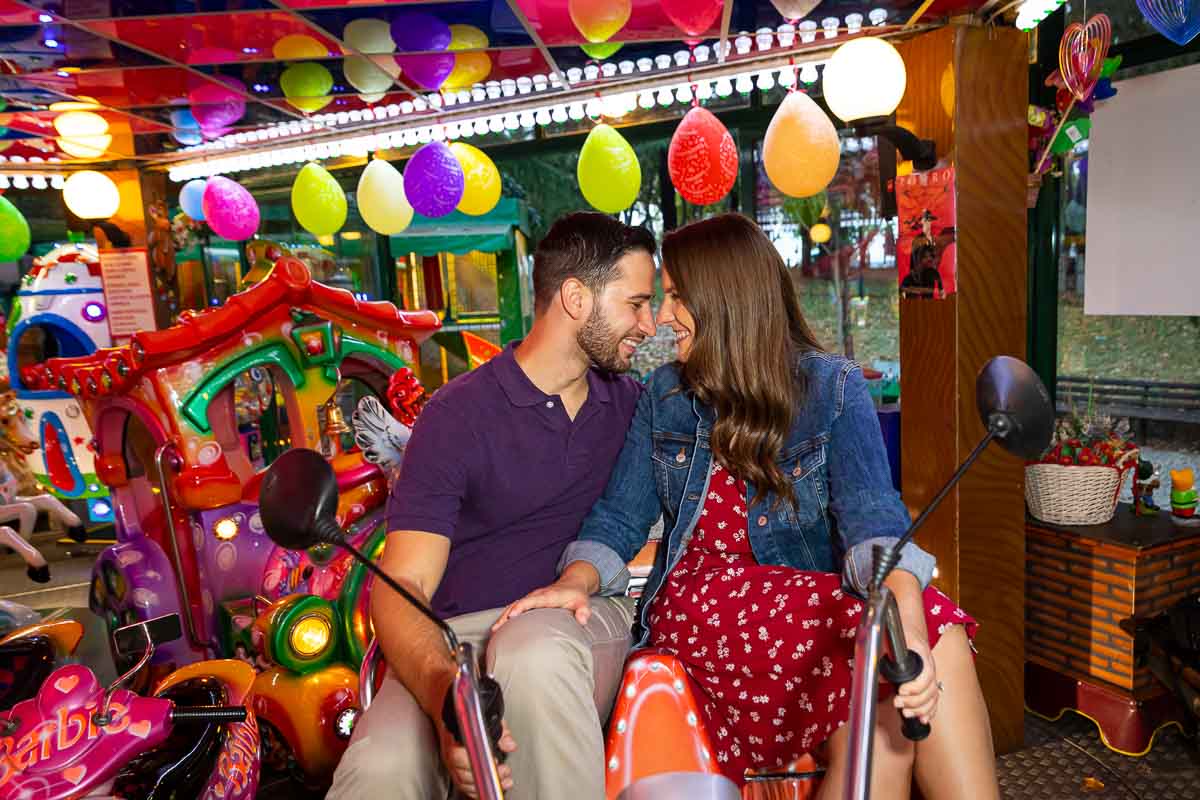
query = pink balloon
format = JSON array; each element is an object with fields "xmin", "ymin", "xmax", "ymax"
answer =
[
  {"xmin": 668, "ymin": 107, "xmax": 738, "ymax": 206},
  {"xmin": 662, "ymin": 0, "xmax": 723, "ymax": 37},
  {"xmin": 188, "ymin": 76, "xmax": 247, "ymax": 131},
  {"xmin": 201, "ymin": 176, "xmax": 260, "ymax": 241}
]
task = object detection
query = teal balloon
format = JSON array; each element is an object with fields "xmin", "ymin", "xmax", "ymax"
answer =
[
  {"xmin": 180, "ymin": 179, "xmax": 207, "ymax": 220},
  {"xmin": 0, "ymin": 195, "xmax": 31, "ymax": 262}
]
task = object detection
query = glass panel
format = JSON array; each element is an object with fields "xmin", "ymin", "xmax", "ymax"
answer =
[{"xmin": 451, "ymin": 251, "xmax": 499, "ymax": 316}]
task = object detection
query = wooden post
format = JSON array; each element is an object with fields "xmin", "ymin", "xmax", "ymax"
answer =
[{"xmin": 896, "ymin": 25, "xmax": 1030, "ymax": 754}]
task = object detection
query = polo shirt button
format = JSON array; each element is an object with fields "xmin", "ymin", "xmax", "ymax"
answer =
[
  {"xmin": 545, "ymin": 401, "xmax": 554, "ymax": 408},
  {"xmin": 757, "ymin": 515, "xmax": 768, "ymax": 526}
]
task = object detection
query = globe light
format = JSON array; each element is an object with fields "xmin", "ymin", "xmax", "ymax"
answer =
[
  {"xmin": 870, "ymin": 8, "xmax": 889, "ymax": 25},
  {"xmin": 822, "ymin": 37, "xmax": 907, "ymax": 122},
  {"xmin": 535, "ymin": 108, "xmax": 552, "ymax": 126},
  {"xmin": 638, "ymin": 91, "xmax": 655, "ymax": 109},
  {"xmin": 800, "ymin": 63, "xmax": 819, "ymax": 84},
  {"xmin": 822, "ymin": 17, "xmax": 840, "ymax": 38},
  {"xmin": 798, "ymin": 20, "xmax": 818, "ymax": 43},
  {"xmin": 756, "ymin": 28, "xmax": 775, "ymax": 51},
  {"xmin": 846, "ymin": 13, "xmax": 864, "ymax": 34},
  {"xmin": 734, "ymin": 33, "xmax": 753, "ymax": 55},
  {"xmin": 778, "ymin": 24, "xmax": 796, "ymax": 47},
  {"xmin": 715, "ymin": 78, "xmax": 733, "ymax": 97},
  {"xmin": 62, "ymin": 170, "xmax": 120, "ymax": 219}
]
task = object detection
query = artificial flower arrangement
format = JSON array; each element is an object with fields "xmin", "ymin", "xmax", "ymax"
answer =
[{"xmin": 1025, "ymin": 398, "xmax": 1138, "ymax": 526}]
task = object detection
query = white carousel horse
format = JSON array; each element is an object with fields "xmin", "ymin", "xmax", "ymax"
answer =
[{"xmin": 0, "ymin": 388, "xmax": 85, "ymax": 546}]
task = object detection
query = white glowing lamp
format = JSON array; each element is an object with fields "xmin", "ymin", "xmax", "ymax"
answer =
[
  {"xmin": 63, "ymin": 170, "xmax": 120, "ymax": 219},
  {"xmin": 54, "ymin": 110, "xmax": 112, "ymax": 159},
  {"xmin": 822, "ymin": 37, "xmax": 907, "ymax": 123}
]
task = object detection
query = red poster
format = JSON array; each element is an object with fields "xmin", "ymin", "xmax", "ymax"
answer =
[{"xmin": 896, "ymin": 166, "xmax": 957, "ymax": 299}]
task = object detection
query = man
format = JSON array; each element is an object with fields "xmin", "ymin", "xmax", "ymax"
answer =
[{"xmin": 327, "ymin": 213, "xmax": 657, "ymax": 799}]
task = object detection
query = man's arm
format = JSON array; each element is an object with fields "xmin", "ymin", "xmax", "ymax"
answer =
[{"xmin": 370, "ymin": 528, "xmax": 454, "ymax": 719}]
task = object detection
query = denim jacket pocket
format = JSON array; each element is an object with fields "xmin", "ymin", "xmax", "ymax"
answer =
[
  {"xmin": 652, "ymin": 432, "xmax": 695, "ymax": 510},
  {"xmin": 778, "ymin": 434, "xmax": 830, "ymax": 525}
]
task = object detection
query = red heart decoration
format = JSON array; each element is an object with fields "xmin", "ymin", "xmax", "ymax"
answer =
[{"xmin": 1059, "ymin": 14, "xmax": 1112, "ymax": 102}]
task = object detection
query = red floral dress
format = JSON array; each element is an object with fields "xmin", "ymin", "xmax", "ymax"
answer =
[{"xmin": 647, "ymin": 463, "xmax": 977, "ymax": 785}]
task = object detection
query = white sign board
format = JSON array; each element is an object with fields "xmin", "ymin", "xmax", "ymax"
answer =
[{"xmin": 98, "ymin": 248, "xmax": 158, "ymax": 341}]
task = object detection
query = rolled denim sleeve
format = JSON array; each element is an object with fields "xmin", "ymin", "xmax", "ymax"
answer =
[
  {"xmin": 827, "ymin": 364, "xmax": 937, "ymax": 595},
  {"xmin": 558, "ymin": 387, "xmax": 661, "ymax": 595}
]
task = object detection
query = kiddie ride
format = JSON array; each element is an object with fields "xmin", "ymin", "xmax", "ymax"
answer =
[
  {"xmin": 21, "ymin": 257, "xmax": 440, "ymax": 786},
  {"xmin": 257, "ymin": 356, "xmax": 1054, "ymax": 800}
]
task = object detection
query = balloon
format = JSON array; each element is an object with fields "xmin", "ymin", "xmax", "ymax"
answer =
[
  {"xmin": 448, "ymin": 142, "xmax": 501, "ymax": 216},
  {"xmin": 580, "ymin": 41, "xmax": 623, "ymax": 59},
  {"xmin": 172, "ymin": 128, "xmax": 203, "ymax": 146},
  {"xmin": 391, "ymin": 12, "xmax": 451, "ymax": 52},
  {"xmin": 762, "ymin": 91, "xmax": 840, "ymax": 198},
  {"xmin": 444, "ymin": 24, "xmax": 492, "ymax": 89},
  {"xmin": 403, "ymin": 141, "xmax": 465, "ymax": 218},
  {"xmin": 662, "ymin": 0, "xmax": 723, "ymax": 37},
  {"xmin": 188, "ymin": 77, "xmax": 246, "ymax": 131},
  {"xmin": 292, "ymin": 162, "xmax": 347, "ymax": 236},
  {"xmin": 577, "ymin": 124, "xmax": 640, "ymax": 213},
  {"xmin": 170, "ymin": 108, "xmax": 198, "ymax": 130},
  {"xmin": 344, "ymin": 56, "xmax": 398, "ymax": 95},
  {"xmin": 0, "ymin": 195, "xmax": 31, "ymax": 262},
  {"xmin": 769, "ymin": 0, "xmax": 821, "ymax": 19},
  {"xmin": 281, "ymin": 62, "xmax": 334, "ymax": 113},
  {"xmin": 202, "ymin": 176, "xmax": 260, "ymax": 241},
  {"xmin": 344, "ymin": 19, "xmax": 395, "ymax": 54},
  {"xmin": 668, "ymin": 106, "xmax": 738, "ymax": 206},
  {"xmin": 273, "ymin": 34, "xmax": 330, "ymax": 60},
  {"xmin": 810, "ymin": 222, "xmax": 832, "ymax": 244},
  {"xmin": 396, "ymin": 53, "xmax": 456, "ymax": 90},
  {"xmin": 357, "ymin": 158, "xmax": 414, "ymax": 235},
  {"xmin": 179, "ymin": 178, "xmax": 208, "ymax": 220},
  {"xmin": 568, "ymin": 0, "xmax": 631, "ymax": 43}
]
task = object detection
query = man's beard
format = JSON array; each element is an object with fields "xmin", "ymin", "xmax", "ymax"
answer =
[{"xmin": 577, "ymin": 305, "xmax": 635, "ymax": 373}]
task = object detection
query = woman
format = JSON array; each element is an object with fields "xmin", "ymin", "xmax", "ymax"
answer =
[{"xmin": 496, "ymin": 214, "xmax": 998, "ymax": 799}]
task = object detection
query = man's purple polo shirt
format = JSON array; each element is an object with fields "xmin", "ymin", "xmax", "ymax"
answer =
[{"xmin": 386, "ymin": 342, "xmax": 641, "ymax": 617}]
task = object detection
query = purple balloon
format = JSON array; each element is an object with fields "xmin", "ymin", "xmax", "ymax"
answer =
[
  {"xmin": 404, "ymin": 141, "xmax": 465, "ymax": 218},
  {"xmin": 202, "ymin": 176, "xmax": 260, "ymax": 241},
  {"xmin": 188, "ymin": 76, "xmax": 246, "ymax": 131},
  {"xmin": 390, "ymin": 12, "xmax": 452, "ymax": 53},
  {"xmin": 395, "ymin": 52, "xmax": 456, "ymax": 90}
]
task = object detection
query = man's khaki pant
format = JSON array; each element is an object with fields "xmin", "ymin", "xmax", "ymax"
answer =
[{"xmin": 326, "ymin": 596, "xmax": 635, "ymax": 800}]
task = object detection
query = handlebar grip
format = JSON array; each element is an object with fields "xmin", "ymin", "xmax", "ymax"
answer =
[
  {"xmin": 442, "ymin": 674, "xmax": 508, "ymax": 764},
  {"xmin": 879, "ymin": 651, "xmax": 932, "ymax": 742},
  {"xmin": 171, "ymin": 705, "xmax": 248, "ymax": 724}
]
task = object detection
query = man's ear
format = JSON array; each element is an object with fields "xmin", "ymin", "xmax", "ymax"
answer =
[{"xmin": 558, "ymin": 277, "xmax": 590, "ymax": 322}]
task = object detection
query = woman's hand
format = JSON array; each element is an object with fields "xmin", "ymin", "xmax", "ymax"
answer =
[
  {"xmin": 436, "ymin": 718, "xmax": 516, "ymax": 798},
  {"xmin": 893, "ymin": 634, "xmax": 940, "ymax": 724},
  {"xmin": 492, "ymin": 580, "xmax": 592, "ymax": 631}
]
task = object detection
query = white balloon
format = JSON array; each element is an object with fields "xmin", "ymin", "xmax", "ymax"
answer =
[
  {"xmin": 344, "ymin": 56, "xmax": 399, "ymax": 94},
  {"xmin": 357, "ymin": 159, "xmax": 414, "ymax": 235},
  {"xmin": 344, "ymin": 18, "xmax": 395, "ymax": 54}
]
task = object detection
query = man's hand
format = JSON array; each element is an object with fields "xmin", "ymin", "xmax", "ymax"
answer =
[
  {"xmin": 491, "ymin": 580, "xmax": 592, "ymax": 631},
  {"xmin": 437, "ymin": 719, "xmax": 516, "ymax": 798}
]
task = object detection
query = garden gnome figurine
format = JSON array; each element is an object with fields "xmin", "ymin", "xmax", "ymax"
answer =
[
  {"xmin": 1132, "ymin": 459, "xmax": 1161, "ymax": 516},
  {"xmin": 1169, "ymin": 469, "xmax": 1200, "ymax": 527}
]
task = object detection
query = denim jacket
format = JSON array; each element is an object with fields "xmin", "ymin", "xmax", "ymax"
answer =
[{"xmin": 559, "ymin": 351, "xmax": 936, "ymax": 647}]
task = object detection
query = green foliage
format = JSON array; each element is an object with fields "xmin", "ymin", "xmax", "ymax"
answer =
[{"xmin": 780, "ymin": 191, "xmax": 827, "ymax": 230}]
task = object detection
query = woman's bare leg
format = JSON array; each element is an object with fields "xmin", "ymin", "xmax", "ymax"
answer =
[
  {"xmin": 914, "ymin": 625, "xmax": 999, "ymax": 800},
  {"xmin": 817, "ymin": 695, "xmax": 914, "ymax": 800}
]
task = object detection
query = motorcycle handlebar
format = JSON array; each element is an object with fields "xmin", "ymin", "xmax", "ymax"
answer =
[{"xmin": 170, "ymin": 705, "xmax": 249, "ymax": 724}]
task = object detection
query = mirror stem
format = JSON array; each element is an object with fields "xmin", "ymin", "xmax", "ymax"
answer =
[
  {"xmin": 339, "ymin": 538, "xmax": 461, "ymax": 653},
  {"xmin": 870, "ymin": 426, "xmax": 1001, "ymax": 592}
]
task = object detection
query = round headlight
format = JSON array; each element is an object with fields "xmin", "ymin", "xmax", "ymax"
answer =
[
  {"xmin": 289, "ymin": 614, "xmax": 332, "ymax": 659},
  {"xmin": 214, "ymin": 517, "xmax": 240, "ymax": 541}
]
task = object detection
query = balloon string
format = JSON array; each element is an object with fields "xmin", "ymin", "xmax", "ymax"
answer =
[
  {"xmin": 690, "ymin": 81, "xmax": 699, "ymax": 107},
  {"xmin": 788, "ymin": 56, "xmax": 799, "ymax": 93}
]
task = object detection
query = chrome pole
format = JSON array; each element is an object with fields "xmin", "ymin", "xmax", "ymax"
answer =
[
  {"xmin": 454, "ymin": 642, "xmax": 505, "ymax": 800},
  {"xmin": 843, "ymin": 586, "xmax": 892, "ymax": 800}
]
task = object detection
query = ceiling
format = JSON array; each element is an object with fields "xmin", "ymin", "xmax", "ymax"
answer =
[{"xmin": 0, "ymin": 0, "xmax": 991, "ymax": 168}]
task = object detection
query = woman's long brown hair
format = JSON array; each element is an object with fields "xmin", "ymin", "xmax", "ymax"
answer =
[{"xmin": 662, "ymin": 213, "xmax": 823, "ymax": 508}]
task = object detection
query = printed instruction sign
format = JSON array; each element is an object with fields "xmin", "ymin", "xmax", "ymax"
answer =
[{"xmin": 98, "ymin": 248, "xmax": 158, "ymax": 341}]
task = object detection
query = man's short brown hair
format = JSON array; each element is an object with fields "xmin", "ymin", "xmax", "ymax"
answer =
[{"xmin": 532, "ymin": 212, "xmax": 656, "ymax": 313}]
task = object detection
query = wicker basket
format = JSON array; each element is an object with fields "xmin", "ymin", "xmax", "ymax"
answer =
[{"xmin": 1025, "ymin": 450, "xmax": 1138, "ymax": 526}]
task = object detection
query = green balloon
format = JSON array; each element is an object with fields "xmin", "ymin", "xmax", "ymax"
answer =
[
  {"xmin": 1100, "ymin": 55, "xmax": 1122, "ymax": 79},
  {"xmin": 580, "ymin": 41, "xmax": 623, "ymax": 60},
  {"xmin": 280, "ymin": 62, "xmax": 334, "ymax": 112},
  {"xmin": 0, "ymin": 194, "xmax": 31, "ymax": 262},
  {"xmin": 1051, "ymin": 118, "xmax": 1091, "ymax": 154}
]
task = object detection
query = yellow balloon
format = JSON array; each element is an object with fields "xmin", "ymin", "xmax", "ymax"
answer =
[
  {"xmin": 444, "ymin": 26, "xmax": 493, "ymax": 90},
  {"xmin": 357, "ymin": 158, "xmax": 414, "ymax": 235},
  {"xmin": 292, "ymin": 161, "xmax": 347, "ymax": 236},
  {"xmin": 568, "ymin": 0, "xmax": 631, "ymax": 43},
  {"xmin": 577, "ymin": 124, "xmax": 640, "ymax": 214},
  {"xmin": 449, "ymin": 142, "xmax": 501, "ymax": 217},
  {"xmin": 281, "ymin": 63, "xmax": 334, "ymax": 113},
  {"xmin": 810, "ymin": 223, "xmax": 832, "ymax": 244},
  {"xmin": 273, "ymin": 34, "xmax": 330, "ymax": 60},
  {"xmin": 762, "ymin": 91, "xmax": 840, "ymax": 198}
]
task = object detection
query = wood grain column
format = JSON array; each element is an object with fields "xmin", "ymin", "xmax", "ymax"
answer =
[{"xmin": 896, "ymin": 25, "xmax": 1030, "ymax": 754}]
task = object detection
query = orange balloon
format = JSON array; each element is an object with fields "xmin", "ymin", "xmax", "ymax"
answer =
[
  {"xmin": 568, "ymin": 0, "xmax": 631, "ymax": 43},
  {"xmin": 762, "ymin": 91, "xmax": 840, "ymax": 198}
]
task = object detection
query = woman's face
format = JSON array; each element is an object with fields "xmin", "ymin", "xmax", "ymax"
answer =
[{"xmin": 656, "ymin": 269, "xmax": 696, "ymax": 362}]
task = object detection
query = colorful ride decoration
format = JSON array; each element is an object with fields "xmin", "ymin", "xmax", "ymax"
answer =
[
  {"xmin": 31, "ymin": 257, "xmax": 439, "ymax": 781},
  {"xmin": 1170, "ymin": 468, "xmax": 1199, "ymax": 526},
  {"xmin": 7, "ymin": 243, "xmax": 113, "ymax": 525}
]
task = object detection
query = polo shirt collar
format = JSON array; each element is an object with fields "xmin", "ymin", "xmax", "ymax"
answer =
[{"xmin": 494, "ymin": 341, "xmax": 616, "ymax": 407}]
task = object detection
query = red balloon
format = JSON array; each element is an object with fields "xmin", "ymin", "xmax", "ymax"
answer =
[
  {"xmin": 662, "ymin": 0, "xmax": 723, "ymax": 38},
  {"xmin": 668, "ymin": 107, "xmax": 738, "ymax": 206}
]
